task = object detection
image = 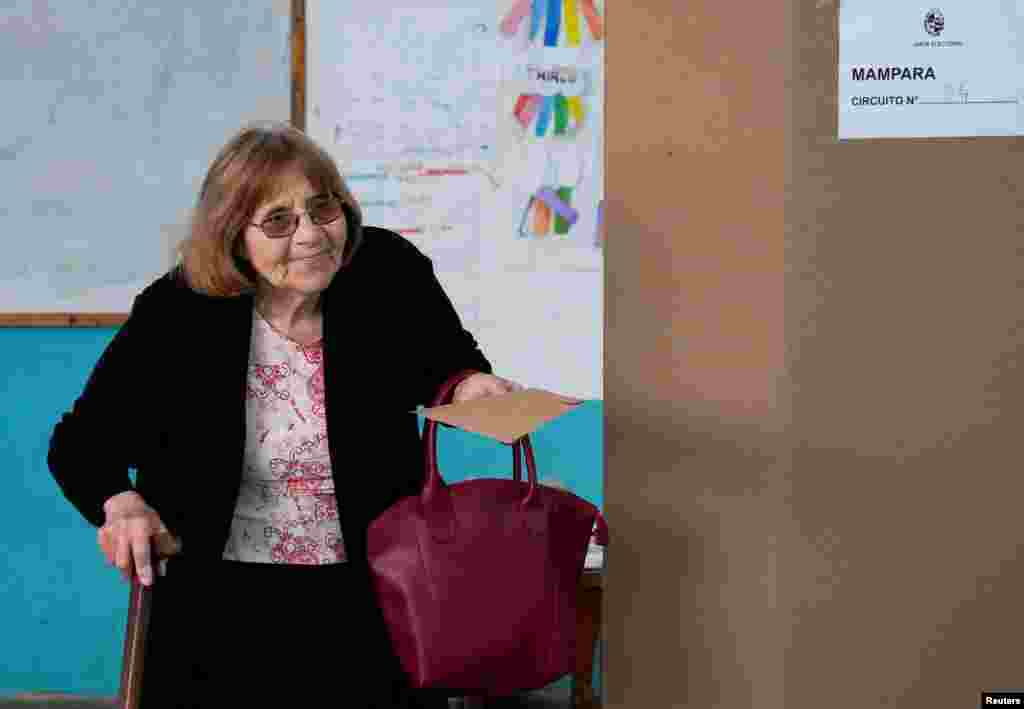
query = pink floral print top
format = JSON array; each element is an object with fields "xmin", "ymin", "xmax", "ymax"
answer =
[{"xmin": 221, "ymin": 309, "xmax": 347, "ymax": 564}]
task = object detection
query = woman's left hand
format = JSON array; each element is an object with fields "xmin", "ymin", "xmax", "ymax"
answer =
[{"xmin": 453, "ymin": 373, "xmax": 524, "ymax": 403}]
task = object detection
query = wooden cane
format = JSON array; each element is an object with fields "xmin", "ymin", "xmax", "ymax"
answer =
[{"xmin": 116, "ymin": 531, "xmax": 181, "ymax": 709}]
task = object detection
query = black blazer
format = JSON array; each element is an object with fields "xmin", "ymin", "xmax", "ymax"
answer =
[{"xmin": 48, "ymin": 226, "xmax": 493, "ymax": 566}]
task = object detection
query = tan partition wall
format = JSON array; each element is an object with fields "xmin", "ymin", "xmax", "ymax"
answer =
[
  {"xmin": 784, "ymin": 2, "xmax": 1024, "ymax": 707},
  {"xmin": 605, "ymin": 2, "xmax": 1024, "ymax": 708},
  {"xmin": 605, "ymin": 1, "xmax": 787, "ymax": 707}
]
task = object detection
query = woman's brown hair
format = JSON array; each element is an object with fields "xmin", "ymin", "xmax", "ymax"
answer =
[{"xmin": 176, "ymin": 120, "xmax": 364, "ymax": 297}]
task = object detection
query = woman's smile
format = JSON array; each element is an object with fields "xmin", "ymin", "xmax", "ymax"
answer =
[{"xmin": 290, "ymin": 248, "xmax": 329, "ymax": 260}]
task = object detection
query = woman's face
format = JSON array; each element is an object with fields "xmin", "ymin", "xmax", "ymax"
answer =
[{"xmin": 240, "ymin": 172, "xmax": 347, "ymax": 298}]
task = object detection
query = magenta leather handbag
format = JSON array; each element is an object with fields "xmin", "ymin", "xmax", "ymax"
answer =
[{"xmin": 366, "ymin": 370, "xmax": 604, "ymax": 697}]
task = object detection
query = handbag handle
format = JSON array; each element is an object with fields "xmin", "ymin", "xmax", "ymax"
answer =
[
  {"xmin": 423, "ymin": 369, "xmax": 540, "ymax": 493},
  {"xmin": 421, "ymin": 370, "xmax": 541, "ymax": 542}
]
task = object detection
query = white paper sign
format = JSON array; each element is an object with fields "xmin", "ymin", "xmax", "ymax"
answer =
[{"xmin": 838, "ymin": 1, "xmax": 1024, "ymax": 139}]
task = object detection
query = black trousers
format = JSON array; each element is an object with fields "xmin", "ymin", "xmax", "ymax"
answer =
[{"xmin": 138, "ymin": 557, "xmax": 448, "ymax": 708}]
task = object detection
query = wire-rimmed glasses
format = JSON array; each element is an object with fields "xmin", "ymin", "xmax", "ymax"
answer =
[{"xmin": 248, "ymin": 193, "xmax": 345, "ymax": 239}]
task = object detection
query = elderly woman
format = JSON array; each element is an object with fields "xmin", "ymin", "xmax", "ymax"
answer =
[{"xmin": 47, "ymin": 121, "xmax": 520, "ymax": 708}]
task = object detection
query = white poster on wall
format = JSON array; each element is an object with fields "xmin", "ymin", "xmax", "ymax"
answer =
[
  {"xmin": 307, "ymin": 0, "xmax": 605, "ymax": 399},
  {"xmin": 838, "ymin": 1, "xmax": 1024, "ymax": 139}
]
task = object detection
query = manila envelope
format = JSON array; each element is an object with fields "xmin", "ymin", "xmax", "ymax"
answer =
[{"xmin": 418, "ymin": 388, "xmax": 585, "ymax": 444}]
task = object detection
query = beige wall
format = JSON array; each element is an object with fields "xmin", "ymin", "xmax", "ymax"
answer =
[{"xmin": 605, "ymin": 1, "xmax": 1024, "ymax": 707}]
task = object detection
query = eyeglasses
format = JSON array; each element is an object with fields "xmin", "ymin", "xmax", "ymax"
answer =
[{"xmin": 248, "ymin": 193, "xmax": 345, "ymax": 238}]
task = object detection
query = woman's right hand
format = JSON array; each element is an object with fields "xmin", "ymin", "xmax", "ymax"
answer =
[{"xmin": 98, "ymin": 491, "xmax": 179, "ymax": 587}]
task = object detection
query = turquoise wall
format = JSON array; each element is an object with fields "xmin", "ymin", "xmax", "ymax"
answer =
[{"xmin": 2, "ymin": 327, "xmax": 603, "ymax": 697}]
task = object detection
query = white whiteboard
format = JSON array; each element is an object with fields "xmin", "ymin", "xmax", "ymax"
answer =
[
  {"xmin": 307, "ymin": 0, "xmax": 605, "ymax": 399},
  {"xmin": 0, "ymin": 1, "xmax": 291, "ymax": 313}
]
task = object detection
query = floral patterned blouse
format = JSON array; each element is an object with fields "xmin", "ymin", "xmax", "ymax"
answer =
[{"xmin": 221, "ymin": 308, "xmax": 347, "ymax": 564}]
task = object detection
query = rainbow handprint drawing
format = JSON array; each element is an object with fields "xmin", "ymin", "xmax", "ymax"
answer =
[
  {"xmin": 500, "ymin": 0, "xmax": 604, "ymax": 49},
  {"xmin": 518, "ymin": 142, "xmax": 594, "ymax": 241},
  {"xmin": 514, "ymin": 93, "xmax": 586, "ymax": 138},
  {"xmin": 519, "ymin": 185, "xmax": 580, "ymax": 239},
  {"xmin": 513, "ymin": 64, "xmax": 591, "ymax": 139}
]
